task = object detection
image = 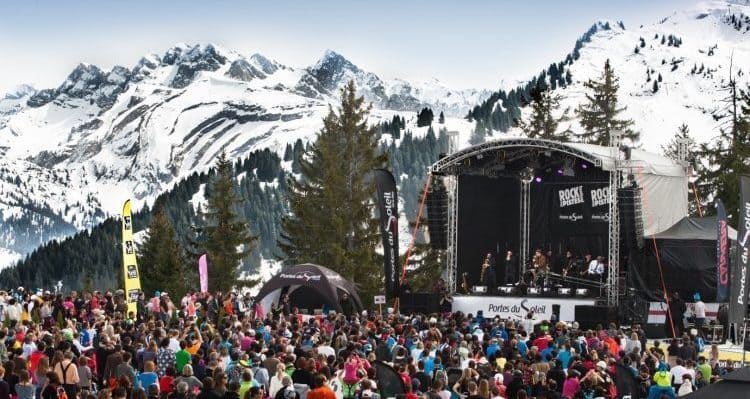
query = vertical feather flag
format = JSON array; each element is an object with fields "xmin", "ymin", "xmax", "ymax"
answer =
[
  {"xmin": 199, "ymin": 254, "xmax": 208, "ymax": 293},
  {"xmin": 122, "ymin": 200, "xmax": 142, "ymax": 317}
]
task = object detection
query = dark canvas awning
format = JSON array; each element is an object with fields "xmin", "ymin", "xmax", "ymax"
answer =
[
  {"xmin": 684, "ymin": 367, "xmax": 750, "ymax": 398},
  {"xmin": 646, "ymin": 216, "xmax": 737, "ymax": 241}
]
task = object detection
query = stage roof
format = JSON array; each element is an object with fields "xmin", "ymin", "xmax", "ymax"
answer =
[
  {"xmin": 431, "ymin": 138, "xmax": 689, "ymax": 236},
  {"xmin": 432, "ymin": 138, "xmax": 686, "ymax": 177}
]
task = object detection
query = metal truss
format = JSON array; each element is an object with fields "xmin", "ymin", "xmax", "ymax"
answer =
[{"xmin": 431, "ymin": 138, "xmax": 603, "ymax": 175}]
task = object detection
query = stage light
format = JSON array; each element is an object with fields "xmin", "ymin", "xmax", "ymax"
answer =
[
  {"xmin": 498, "ymin": 286, "xmax": 515, "ymax": 295},
  {"xmin": 534, "ymin": 177, "xmax": 542, "ymax": 183},
  {"xmin": 472, "ymin": 286, "xmax": 487, "ymax": 294},
  {"xmin": 581, "ymin": 164, "xmax": 588, "ymax": 169},
  {"xmin": 575, "ymin": 288, "xmax": 589, "ymax": 297},
  {"xmin": 528, "ymin": 287, "xmax": 541, "ymax": 296},
  {"xmin": 558, "ymin": 287, "xmax": 572, "ymax": 296},
  {"xmin": 557, "ymin": 169, "xmax": 563, "ymax": 175}
]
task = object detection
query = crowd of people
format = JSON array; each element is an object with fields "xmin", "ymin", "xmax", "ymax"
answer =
[{"xmin": 0, "ymin": 287, "xmax": 730, "ymax": 399}]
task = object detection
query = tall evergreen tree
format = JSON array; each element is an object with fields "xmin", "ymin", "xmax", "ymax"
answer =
[
  {"xmin": 438, "ymin": 111, "xmax": 445, "ymax": 124},
  {"xmin": 197, "ymin": 152, "xmax": 258, "ymax": 292},
  {"xmin": 138, "ymin": 204, "xmax": 190, "ymax": 298},
  {"xmin": 575, "ymin": 59, "xmax": 637, "ymax": 145},
  {"xmin": 697, "ymin": 80, "xmax": 750, "ymax": 220},
  {"xmin": 279, "ymin": 81, "xmax": 386, "ymax": 300},
  {"xmin": 469, "ymin": 120, "xmax": 488, "ymax": 145},
  {"xmin": 661, "ymin": 124, "xmax": 695, "ymax": 160},
  {"xmin": 515, "ymin": 87, "xmax": 571, "ymax": 141}
]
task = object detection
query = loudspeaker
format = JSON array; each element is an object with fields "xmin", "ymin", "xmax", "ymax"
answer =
[
  {"xmin": 426, "ymin": 178, "xmax": 448, "ymax": 249},
  {"xmin": 618, "ymin": 187, "xmax": 644, "ymax": 250},
  {"xmin": 575, "ymin": 305, "xmax": 614, "ymax": 330}
]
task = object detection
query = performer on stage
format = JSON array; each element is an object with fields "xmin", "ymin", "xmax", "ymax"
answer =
[
  {"xmin": 531, "ymin": 249, "xmax": 549, "ymax": 286},
  {"xmin": 504, "ymin": 250, "xmax": 518, "ymax": 284},
  {"xmin": 584, "ymin": 255, "xmax": 605, "ymax": 280},
  {"xmin": 561, "ymin": 250, "xmax": 577, "ymax": 277},
  {"xmin": 480, "ymin": 252, "xmax": 497, "ymax": 293}
]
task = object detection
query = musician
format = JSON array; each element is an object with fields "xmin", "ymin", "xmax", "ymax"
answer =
[
  {"xmin": 504, "ymin": 250, "xmax": 518, "ymax": 284},
  {"xmin": 532, "ymin": 249, "xmax": 549, "ymax": 273},
  {"xmin": 585, "ymin": 255, "xmax": 605, "ymax": 280},
  {"xmin": 480, "ymin": 252, "xmax": 497, "ymax": 293},
  {"xmin": 562, "ymin": 250, "xmax": 577, "ymax": 276}
]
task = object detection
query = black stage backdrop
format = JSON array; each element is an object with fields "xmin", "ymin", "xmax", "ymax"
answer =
[
  {"xmin": 530, "ymin": 179, "xmax": 609, "ymax": 260},
  {"xmin": 457, "ymin": 175, "xmax": 520, "ymax": 286},
  {"xmin": 457, "ymin": 169, "xmax": 609, "ymax": 286}
]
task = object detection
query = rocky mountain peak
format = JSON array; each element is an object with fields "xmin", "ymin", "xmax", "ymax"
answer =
[
  {"xmin": 3, "ymin": 84, "xmax": 36, "ymax": 100},
  {"xmin": 249, "ymin": 53, "xmax": 280, "ymax": 75},
  {"xmin": 167, "ymin": 43, "xmax": 230, "ymax": 88}
]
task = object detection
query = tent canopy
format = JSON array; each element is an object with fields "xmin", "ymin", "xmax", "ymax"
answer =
[
  {"xmin": 646, "ymin": 216, "xmax": 737, "ymax": 241},
  {"xmin": 634, "ymin": 216, "xmax": 736, "ymax": 302},
  {"xmin": 684, "ymin": 367, "xmax": 750, "ymax": 398},
  {"xmin": 256, "ymin": 264, "xmax": 363, "ymax": 314}
]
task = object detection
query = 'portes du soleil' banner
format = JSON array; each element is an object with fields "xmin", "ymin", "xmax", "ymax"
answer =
[
  {"xmin": 122, "ymin": 200, "xmax": 142, "ymax": 317},
  {"xmin": 730, "ymin": 176, "xmax": 750, "ymax": 340},
  {"xmin": 374, "ymin": 169, "xmax": 399, "ymax": 298},
  {"xmin": 198, "ymin": 254, "xmax": 208, "ymax": 293},
  {"xmin": 716, "ymin": 200, "xmax": 730, "ymax": 302}
]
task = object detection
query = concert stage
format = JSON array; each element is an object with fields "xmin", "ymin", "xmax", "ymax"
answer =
[
  {"xmin": 428, "ymin": 138, "xmax": 689, "ymax": 307},
  {"xmin": 452, "ymin": 295, "xmax": 598, "ymax": 322}
]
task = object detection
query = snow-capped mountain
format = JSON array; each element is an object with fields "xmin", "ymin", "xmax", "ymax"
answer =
[
  {"xmin": 502, "ymin": 0, "xmax": 750, "ymax": 151},
  {"xmin": 0, "ymin": 44, "xmax": 485, "ymax": 267},
  {"xmin": 3, "ymin": 0, "xmax": 750, "ymax": 269}
]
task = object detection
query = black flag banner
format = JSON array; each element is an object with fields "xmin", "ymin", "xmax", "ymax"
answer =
[
  {"xmin": 730, "ymin": 176, "xmax": 750, "ymax": 341},
  {"xmin": 716, "ymin": 200, "xmax": 730, "ymax": 302},
  {"xmin": 374, "ymin": 169, "xmax": 400, "ymax": 298}
]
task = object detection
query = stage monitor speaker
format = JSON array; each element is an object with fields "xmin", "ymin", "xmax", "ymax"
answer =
[
  {"xmin": 575, "ymin": 305, "xmax": 615, "ymax": 330},
  {"xmin": 618, "ymin": 187, "xmax": 644, "ymax": 250},
  {"xmin": 426, "ymin": 178, "xmax": 448, "ymax": 249},
  {"xmin": 472, "ymin": 286, "xmax": 487, "ymax": 294}
]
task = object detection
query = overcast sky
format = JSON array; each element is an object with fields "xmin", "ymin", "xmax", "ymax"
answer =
[{"xmin": 0, "ymin": 0, "xmax": 688, "ymax": 95}]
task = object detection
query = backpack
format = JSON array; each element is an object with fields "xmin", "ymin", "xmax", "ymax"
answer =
[{"xmin": 57, "ymin": 386, "xmax": 69, "ymax": 399}]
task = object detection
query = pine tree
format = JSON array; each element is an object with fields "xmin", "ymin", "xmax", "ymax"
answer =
[
  {"xmin": 515, "ymin": 87, "xmax": 571, "ymax": 141},
  {"xmin": 197, "ymin": 152, "xmax": 258, "ymax": 293},
  {"xmin": 279, "ymin": 81, "xmax": 386, "ymax": 301},
  {"xmin": 652, "ymin": 80, "xmax": 659, "ymax": 93},
  {"xmin": 697, "ymin": 79, "xmax": 750, "ymax": 220},
  {"xmin": 469, "ymin": 120, "xmax": 488, "ymax": 145},
  {"xmin": 661, "ymin": 124, "xmax": 696, "ymax": 160},
  {"xmin": 438, "ymin": 111, "xmax": 445, "ymax": 124},
  {"xmin": 575, "ymin": 59, "xmax": 637, "ymax": 145},
  {"xmin": 138, "ymin": 204, "xmax": 190, "ymax": 298}
]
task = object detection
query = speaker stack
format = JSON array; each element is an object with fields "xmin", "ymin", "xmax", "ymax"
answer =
[{"xmin": 426, "ymin": 178, "xmax": 449, "ymax": 249}]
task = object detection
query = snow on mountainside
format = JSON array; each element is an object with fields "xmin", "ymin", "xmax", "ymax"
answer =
[
  {"xmin": 507, "ymin": 0, "xmax": 750, "ymax": 151},
  {"xmin": 0, "ymin": 44, "xmax": 485, "ymax": 267},
  {"xmin": 2, "ymin": 0, "xmax": 749, "ymax": 269}
]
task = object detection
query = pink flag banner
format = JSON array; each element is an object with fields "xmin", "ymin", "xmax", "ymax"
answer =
[{"xmin": 199, "ymin": 254, "xmax": 208, "ymax": 293}]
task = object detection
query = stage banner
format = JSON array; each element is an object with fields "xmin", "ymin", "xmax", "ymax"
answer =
[
  {"xmin": 121, "ymin": 200, "xmax": 142, "ymax": 317},
  {"xmin": 373, "ymin": 169, "xmax": 399, "ymax": 298},
  {"xmin": 198, "ymin": 254, "xmax": 208, "ymax": 293},
  {"xmin": 587, "ymin": 184, "xmax": 611, "ymax": 228},
  {"xmin": 551, "ymin": 184, "xmax": 588, "ymax": 230},
  {"xmin": 716, "ymin": 200, "xmax": 730, "ymax": 302},
  {"xmin": 730, "ymin": 176, "xmax": 750, "ymax": 340}
]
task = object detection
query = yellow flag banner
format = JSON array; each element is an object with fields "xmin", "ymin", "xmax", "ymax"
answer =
[{"xmin": 122, "ymin": 200, "xmax": 142, "ymax": 317}]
